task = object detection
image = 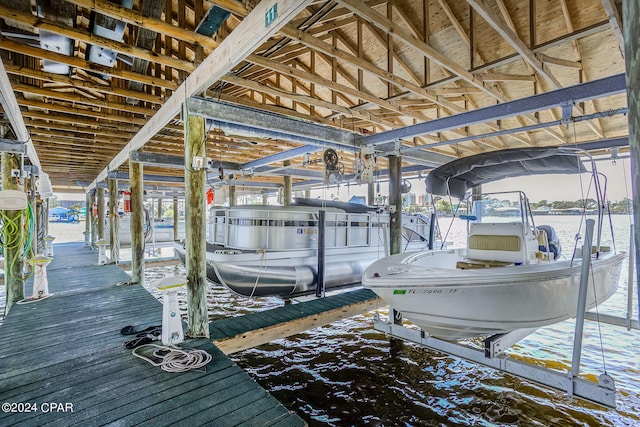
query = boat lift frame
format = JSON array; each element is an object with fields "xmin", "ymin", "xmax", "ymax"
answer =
[{"xmin": 375, "ymin": 219, "xmax": 629, "ymax": 408}]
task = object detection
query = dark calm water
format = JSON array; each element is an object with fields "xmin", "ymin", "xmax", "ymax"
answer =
[{"xmin": 141, "ymin": 214, "xmax": 639, "ymax": 426}]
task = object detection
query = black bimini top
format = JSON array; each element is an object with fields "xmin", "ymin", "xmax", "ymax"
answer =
[{"xmin": 425, "ymin": 147, "xmax": 587, "ymax": 198}]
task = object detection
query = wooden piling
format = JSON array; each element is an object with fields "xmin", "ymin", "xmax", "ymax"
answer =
[
  {"xmin": 228, "ymin": 177, "xmax": 236, "ymax": 207},
  {"xmin": 89, "ymin": 190, "xmax": 97, "ymax": 247},
  {"xmin": 97, "ymin": 187, "xmax": 105, "ymax": 240},
  {"xmin": 283, "ymin": 160, "xmax": 292, "ymax": 206},
  {"xmin": 1, "ymin": 152, "xmax": 24, "ymax": 314},
  {"xmin": 129, "ymin": 159, "xmax": 145, "ymax": 285},
  {"xmin": 173, "ymin": 195, "xmax": 179, "ymax": 241},
  {"xmin": 108, "ymin": 177, "xmax": 119, "ymax": 263},
  {"xmin": 28, "ymin": 170, "xmax": 36, "ymax": 255},
  {"xmin": 36, "ymin": 193, "xmax": 44, "ymax": 253},
  {"xmin": 368, "ymin": 182, "xmax": 375, "ymax": 205},
  {"xmin": 388, "ymin": 154, "xmax": 402, "ymax": 256},
  {"xmin": 388, "ymin": 154, "xmax": 403, "ymax": 325},
  {"xmin": 184, "ymin": 106, "xmax": 209, "ymax": 338},
  {"xmin": 84, "ymin": 192, "xmax": 91, "ymax": 246}
]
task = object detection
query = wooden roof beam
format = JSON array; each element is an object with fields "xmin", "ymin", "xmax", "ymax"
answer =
[
  {"xmin": 0, "ymin": 58, "xmax": 39, "ymax": 168},
  {"xmin": 600, "ymin": 0, "xmax": 625, "ymax": 58},
  {"xmin": 467, "ymin": 0, "xmax": 562, "ymax": 89},
  {"xmin": 335, "ymin": 0, "xmax": 491, "ymax": 97},
  {"xmin": 64, "ymin": 0, "xmax": 219, "ymax": 52},
  {"xmin": 0, "ymin": 5, "xmax": 195, "ymax": 72},
  {"xmin": 4, "ymin": 64, "xmax": 164, "ymax": 104},
  {"xmin": 12, "ymin": 83, "xmax": 156, "ymax": 116},
  {"xmin": 279, "ymin": 25, "xmax": 467, "ymax": 115},
  {"xmin": 89, "ymin": 0, "xmax": 315, "ymax": 189},
  {"xmin": 246, "ymin": 54, "xmax": 436, "ymax": 124},
  {"xmin": 0, "ymin": 36, "xmax": 178, "ymax": 90}
]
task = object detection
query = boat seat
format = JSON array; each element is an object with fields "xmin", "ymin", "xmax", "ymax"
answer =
[{"xmin": 466, "ymin": 222, "xmax": 528, "ymax": 264}]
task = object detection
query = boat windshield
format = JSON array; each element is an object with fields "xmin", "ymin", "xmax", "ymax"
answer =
[{"xmin": 466, "ymin": 191, "xmax": 534, "ymax": 227}]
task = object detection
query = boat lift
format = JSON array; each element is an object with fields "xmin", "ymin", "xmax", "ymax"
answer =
[{"xmin": 375, "ymin": 219, "xmax": 638, "ymax": 408}]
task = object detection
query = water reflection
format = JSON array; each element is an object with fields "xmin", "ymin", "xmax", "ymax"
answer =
[{"xmin": 137, "ymin": 215, "xmax": 639, "ymax": 426}]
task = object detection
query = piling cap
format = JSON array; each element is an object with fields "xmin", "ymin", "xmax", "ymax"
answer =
[
  {"xmin": 44, "ymin": 235, "xmax": 56, "ymax": 241},
  {"xmin": 154, "ymin": 275, "xmax": 186, "ymax": 291},
  {"xmin": 96, "ymin": 240, "xmax": 109, "ymax": 246},
  {"xmin": 31, "ymin": 256, "xmax": 52, "ymax": 265}
]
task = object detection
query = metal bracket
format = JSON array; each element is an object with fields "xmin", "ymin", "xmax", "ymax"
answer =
[
  {"xmin": 560, "ymin": 102, "xmax": 573, "ymax": 128},
  {"xmin": 483, "ymin": 327, "xmax": 538, "ymax": 358},
  {"xmin": 394, "ymin": 139, "xmax": 402, "ymax": 156}
]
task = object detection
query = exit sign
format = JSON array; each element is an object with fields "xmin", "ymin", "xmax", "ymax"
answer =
[{"xmin": 265, "ymin": 3, "xmax": 278, "ymax": 27}]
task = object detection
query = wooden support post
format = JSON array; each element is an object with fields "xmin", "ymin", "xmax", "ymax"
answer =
[
  {"xmin": 262, "ymin": 192, "xmax": 268, "ymax": 205},
  {"xmin": 36, "ymin": 195, "xmax": 44, "ymax": 253},
  {"xmin": 89, "ymin": 190, "xmax": 97, "ymax": 247},
  {"xmin": 28, "ymin": 171, "xmax": 37, "ymax": 255},
  {"xmin": 129, "ymin": 159, "xmax": 145, "ymax": 285},
  {"xmin": 283, "ymin": 160, "xmax": 292, "ymax": 206},
  {"xmin": 368, "ymin": 182, "xmax": 375, "ymax": 206},
  {"xmin": 1, "ymin": 152, "xmax": 24, "ymax": 314},
  {"xmin": 173, "ymin": 195, "xmax": 179, "ymax": 241},
  {"xmin": 624, "ymin": 0, "xmax": 640, "ymax": 321},
  {"xmin": 388, "ymin": 154, "xmax": 403, "ymax": 325},
  {"xmin": 157, "ymin": 197, "xmax": 163, "ymax": 218},
  {"xmin": 388, "ymin": 154, "xmax": 402, "ymax": 256},
  {"xmin": 108, "ymin": 177, "xmax": 119, "ymax": 264},
  {"xmin": 228, "ymin": 176, "xmax": 236, "ymax": 207},
  {"xmin": 316, "ymin": 210, "xmax": 326, "ymax": 298},
  {"xmin": 184, "ymin": 105, "xmax": 209, "ymax": 338},
  {"xmin": 42, "ymin": 199, "xmax": 49, "ymax": 245},
  {"xmin": 84, "ymin": 192, "xmax": 91, "ymax": 246},
  {"xmin": 97, "ymin": 187, "xmax": 105, "ymax": 240}
]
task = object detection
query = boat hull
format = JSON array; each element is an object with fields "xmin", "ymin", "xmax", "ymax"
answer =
[
  {"xmin": 175, "ymin": 242, "xmax": 423, "ymax": 297},
  {"xmin": 362, "ymin": 250, "xmax": 625, "ymax": 340}
]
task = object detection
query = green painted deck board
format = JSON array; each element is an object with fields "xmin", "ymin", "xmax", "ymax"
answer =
[
  {"xmin": 0, "ymin": 242, "xmax": 304, "ymax": 426},
  {"xmin": 209, "ymin": 287, "xmax": 379, "ymax": 341}
]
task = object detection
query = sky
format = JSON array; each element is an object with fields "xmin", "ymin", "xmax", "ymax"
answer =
[{"xmin": 483, "ymin": 156, "xmax": 633, "ymax": 203}]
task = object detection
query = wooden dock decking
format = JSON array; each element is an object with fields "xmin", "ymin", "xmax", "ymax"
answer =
[
  {"xmin": 0, "ymin": 242, "xmax": 305, "ymax": 426},
  {"xmin": 210, "ymin": 288, "xmax": 381, "ymax": 354}
]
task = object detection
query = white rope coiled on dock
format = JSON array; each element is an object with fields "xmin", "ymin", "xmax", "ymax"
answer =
[{"xmin": 132, "ymin": 344, "xmax": 213, "ymax": 373}]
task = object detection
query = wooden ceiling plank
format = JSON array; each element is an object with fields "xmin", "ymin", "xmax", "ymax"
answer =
[
  {"xmin": 0, "ymin": 5, "xmax": 195, "ymax": 72},
  {"xmin": 0, "ymin": 55, "xmax": 40, "ymax": 168},
  {"xmin": 17, "ymin": 97, "xmax": 149, "ymax": 125},
  {"xmin": 0, "ymin": 36, "xmax": 178, "ymax": 90},
  {"xmin": 246, "ymin": 54, "xmax": 434, "ymax": 124},
  {"xmin": 220, "ymin": 74, "xmax": 394, "ymax": 128},
  {"xmin": 64, "ymin": 0, "xmax": 219, "ymax": 52},
  {"xmin": 335, "ymin": 0, "xmax": 492, "ymax": 97},
  {"xmin": 90, "ymin": 0, "xmax": 316, "ymax": 189},
  {"xmin": 279, "ymin": 25, "xmax": 468, "ymax": 115},
  {"xmin": 467, "ymin": 0, "xmax": 562, "ymax": 89},
  {"xmin": 4, "ymin": 64, "xmax": 164, "ymax": 104},
  {"xmin": 12, "ymin": 83, "xmax": 155, "ymax": 115},
  {"xmin": 600, "ymin": 0, "xmax": 625, "ymax": 58}
]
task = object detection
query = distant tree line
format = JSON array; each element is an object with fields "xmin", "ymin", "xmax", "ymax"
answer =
[
  {"xmin": 407, "ymin": 196, "xmax": 633, "ymax": 215},
  {"xmin": 529, "ymin": 198, "xmax": 632, "ymax": 214}
]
